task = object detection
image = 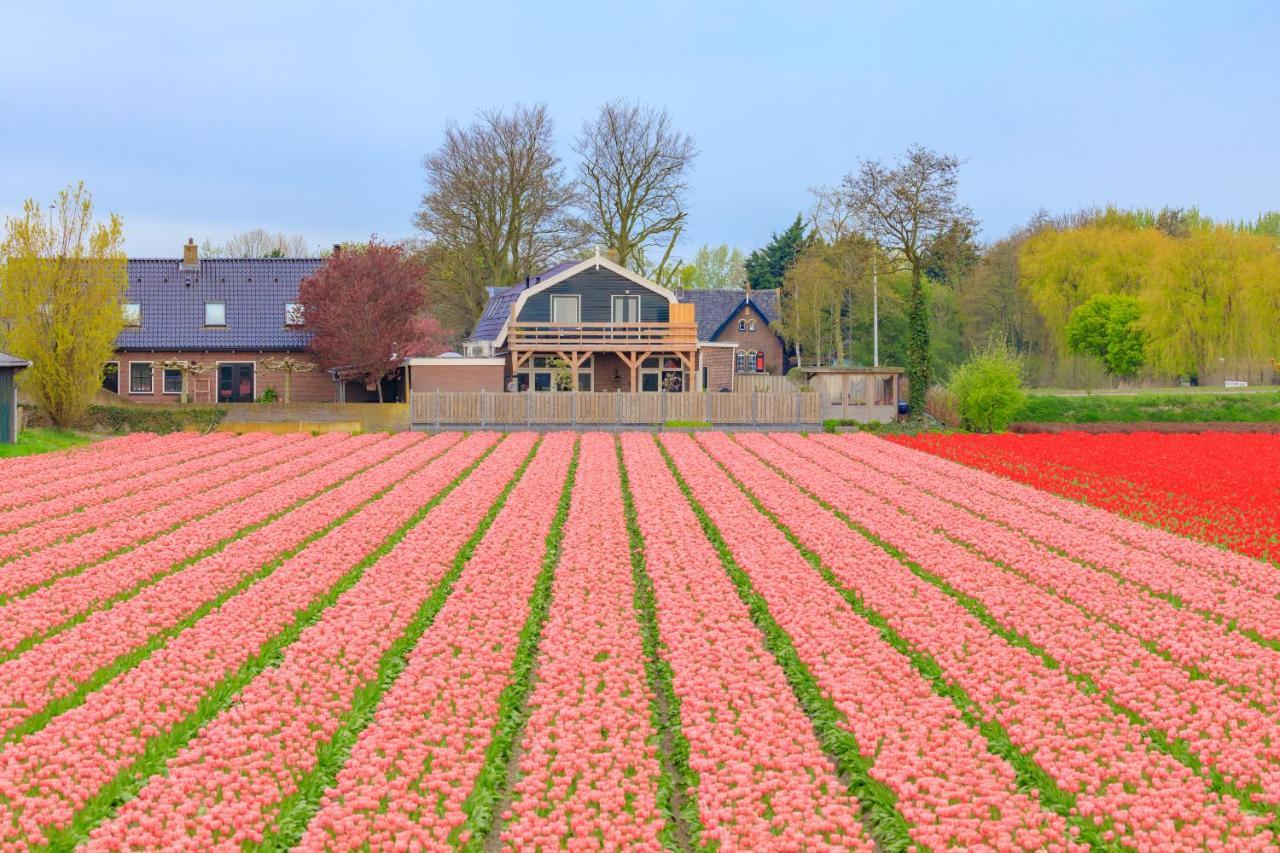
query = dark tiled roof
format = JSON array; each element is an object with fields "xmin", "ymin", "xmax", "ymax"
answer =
[
  {"xmin": 115, "ymin": 258, "xmax": 323, "ymax": 351},
  {"xmin": 0, "ymin": 351, "xmax": 30, "ymax": 369},
  {"xmin": 468, "ymin": 260, "xmax": 582, "ymax": 343},
  {"xmin": 675, "ymin": 288, "xmax": 780, "ymax": 341}
]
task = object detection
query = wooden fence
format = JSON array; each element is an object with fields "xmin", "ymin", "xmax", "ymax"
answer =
[
  {"xmin": 734, "ymin": 373, "xmax": 800, "ymax": 394},
  {"xmin": 411, "ymin": 391, "xmax": 822, "ymax": 428}
]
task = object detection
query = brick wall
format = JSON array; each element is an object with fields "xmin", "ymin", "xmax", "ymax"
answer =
[
  {"xmin": 713, "ymin": 303, "xmax": 787, "ymax": 374},
  {"xmin": 110, "ymin": 351, "xmax": 336, "ymax": 404},
  {"xmin": 700, "ymin": 346, "xmax": 735, "ymax": 392},
  {"xmin": 409, "ymin": 362, "xmax": 505, "ymax": 393},
  {"xmin": 593, "ymin": 352, "xmax": 631, "ymax": 392}
]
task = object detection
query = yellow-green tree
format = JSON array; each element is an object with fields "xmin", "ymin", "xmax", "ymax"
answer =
[{"xmin": 0, "ymin": 183, "xmax": 127, "ymax": 427}]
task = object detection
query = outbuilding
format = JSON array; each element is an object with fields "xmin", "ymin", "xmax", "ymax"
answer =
[{"xmin": 0, "ymin": 351, "xmax": 31, "ymax": 444}]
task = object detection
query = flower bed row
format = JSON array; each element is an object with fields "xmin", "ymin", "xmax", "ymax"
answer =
[
  {"xmin": 894, "ymin": 432, "xmax": 1280, "ymax": 564},
  {"xmin": 716, "ymin": 432, "xmax": 1273, "ymax": 849},
  {"xmin": 0, "ymin": 433, "xmax": 499, "ymax": 848},
  {"xmin": 497, "ymin": 434, "xmax": 665, "ymax": 851},
  {"xmin": 659, "ymin": 434, "xmax": 1070, "ymax": 851},
  {"xmin": 620, "ymin": 434, "xmax": 870, "ymax": 850},
  {"xmin": 85, "ymin": 433, "xmax": 540, "ymax": 850},
  {"xmin": 794, "ymin": 435, "xmax": 1280, "ymax": 715},
  {"xmin": 0, "ymin": 432, "xmax": 449, "ymax": 736},
  {"xmin": 295, "ymin": 434, "xmax": 574, "ymax": 851}
]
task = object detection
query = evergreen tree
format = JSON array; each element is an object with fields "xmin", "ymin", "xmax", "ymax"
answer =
[{"xmin": 744, "ymin": 214, "xmax": 808, "ymax": 290}]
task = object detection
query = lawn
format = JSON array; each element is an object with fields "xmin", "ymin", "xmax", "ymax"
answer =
[
  {"xmin": 0, "ymin": 427, "xmax": 94, "ymax": 458},
  {"xmin": 1013, "ymin": 389, "xmax": 1280, "ymax": 423}
]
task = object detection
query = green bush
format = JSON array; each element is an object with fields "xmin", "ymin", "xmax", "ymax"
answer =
[
  {"xmin": 947, "ymin": 344, "xmax": 1026, "ymax": 432},
  {"xmin": 83, "ymin": 404, "xmax": 226, "ymax": 434}
]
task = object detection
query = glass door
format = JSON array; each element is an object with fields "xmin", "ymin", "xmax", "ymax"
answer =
[{"xmin": 218, "ymin": 363, "xmax": 255, "ymax": 402}]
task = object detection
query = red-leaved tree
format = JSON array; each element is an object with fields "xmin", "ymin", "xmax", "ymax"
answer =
[{"xmin": 298, "ymin": 239, "xmax": 447, "ymax": 401}]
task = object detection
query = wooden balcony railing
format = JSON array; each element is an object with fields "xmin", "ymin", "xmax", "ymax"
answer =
[{"xmin": 508, "ymin": 321, "xmax": 698, "ymax": 350}]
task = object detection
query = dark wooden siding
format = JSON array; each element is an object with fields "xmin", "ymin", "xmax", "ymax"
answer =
[
  {"xmin": 517, "ymin": 269, "xmax": 670, "ymax": 323},
  {"xmin": 0, "ymin": 368, "xmax": 15, "ymax": 444}
]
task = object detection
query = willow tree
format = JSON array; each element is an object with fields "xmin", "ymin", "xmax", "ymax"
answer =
[{"xmin": 0, "ymin": 183, "xmax": 126, "ymax": 427}]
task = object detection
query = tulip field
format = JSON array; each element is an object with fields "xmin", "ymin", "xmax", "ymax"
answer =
[{"xmin": 1, "ymin": 430, "xmax": 1279, "ymax": 850}]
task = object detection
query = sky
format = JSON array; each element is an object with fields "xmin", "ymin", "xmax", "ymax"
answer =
[{"xmin": 2, "ymin": 1, "xmax": 1277, "ymax": 260}]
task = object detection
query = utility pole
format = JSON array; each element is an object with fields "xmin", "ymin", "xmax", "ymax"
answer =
[{"xmin": 872, "ymin": 253, "xmax": 880, "ymax": 367}]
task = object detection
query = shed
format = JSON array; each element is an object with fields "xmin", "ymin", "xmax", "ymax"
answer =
[
  {"xmin": 800, "ymin": 365, "xmax": 904, "ymax": 423},
  {"xmin": 0, "ymin": 352, "xmax": 31, "ymax": 444},
  {"xmin": 406, "ymin": 355, "xmax": 506, "ymax": 393}
]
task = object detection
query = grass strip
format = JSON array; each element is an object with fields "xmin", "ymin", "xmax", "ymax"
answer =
[
  {"xmin": 616, "ymin": 437, "xmax": 704, "ymax": 852},
  {"xmin": 739, "ymin": 439, "xmax": 1280, "ymax": 835},
  {"xmin": 653, "ymin": 439, "xmax": 914, "ymax": 852},
  {"xmin": 259, "ymin": 436, "xmax": 545, "ymax": 850},
  {"xmin": 455, "ymin": 440, "xmax": 578, "ymax": 852},
  {"xmin": 32, "ymin": 436, "xmax": 500, "ymax": 850},
  {"xmin": 0, "ymin": 440, "xmax": 427, "ymax": 667}
]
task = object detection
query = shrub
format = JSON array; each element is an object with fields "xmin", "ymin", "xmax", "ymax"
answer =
[
  {"xmin": 947, "ymin": 344, "xmax": 1026, "ymax": 433},
  {"xmin": 925, "ymin": 386, "xmax": 961, "ymax": 428}
]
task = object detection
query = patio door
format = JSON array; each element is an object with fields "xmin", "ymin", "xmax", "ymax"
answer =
[{"xmin": 218, "ymin": 363, "xmax": 254, "ymax": 402}]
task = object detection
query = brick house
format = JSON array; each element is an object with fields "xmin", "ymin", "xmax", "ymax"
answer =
[
  {"xmin": 421, "ymin": 256, "xmax": 777, "ymax": 394},
  {"xmin": 107, "ymin": 241, "xmax": 401, "ymax": 404}
]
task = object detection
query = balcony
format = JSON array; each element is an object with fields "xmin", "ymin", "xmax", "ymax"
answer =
[{"xmin": 508, "ymin": 321, "xmax": 697, "ymax": 351}]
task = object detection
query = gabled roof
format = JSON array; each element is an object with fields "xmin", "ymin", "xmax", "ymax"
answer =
[
  {"xmin": 675, "ymin": 288, "xmax": 780, "ymax": 341},
  {"xmin": 115, "ymin": 258, "xmax": 323, "ymax": 351},
  {"xmin": 0, "ymin": 351, "xmax": 30, "ymax": 369}
]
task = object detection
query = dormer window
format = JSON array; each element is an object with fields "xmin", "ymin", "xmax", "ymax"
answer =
[
  {"xmin": 122, "ymin": 303, "xmax": 142, "ymax": 326},
  {"xmin": 284, "ymin": 302, "xmax": 304, "ymax": 327},
  {"xmin": 204, "ymin": 301, "xmax": 226, "ymax": 327}
]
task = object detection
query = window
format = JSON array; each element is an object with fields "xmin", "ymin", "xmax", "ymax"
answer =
[
  {"xmin": 204, "ymin": 301, "xmax": 226, "ymax": 326},
  {"xmin": 122, "ymin": 303, "xmax": 142, "ymax": 326},
  {"xmin": 738, "ymin": 319, "xmax": 746, "ymax": 332},
  {"xmin": 611, "ymin": 294, "xmax": 639, "ymax": 323},
  {"xmin": 129, "ymin": 362, "xmax": 153, "ymax": 394},
  {"xmin": 284, "ymin": 302, "xmax": 304, "ymax": 326},
  {"xmin": 736, "ymin": 350, "xmax": 762, "ymax": 374},
  {"xmin": 163, "ymin": 369, "xmax": 183, "ymax": 395},
  {"xmin": 748, "ymin": 319, "xmax": 756, "ymax": 332},
  {"xmin": 516, "ymin": 354, "xmax": 592, "ymax": 392},
  {"xmin": 550, "ymin": 294, "xmax": 579, "ymax": 324}
]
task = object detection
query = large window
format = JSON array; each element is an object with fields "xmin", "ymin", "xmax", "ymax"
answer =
[
  {"xmin": 639, "ymin": 356, "xmax": 686, "ymax": 392},
  {"xmin": 514, "ymin": 354, "xmax": 592, "ymax": 392},
  {"xmin": 736, "ymin": 350, "xmax": 763, "ymax": 374},
  {"xmin": 611, "ymin": 294, "xmax": 639, "ymax": 323},
  {"xmin": 163, "ymin": 369, "xmax": 183, "ymax": 395},
  {"xmin": 129, "ymin": 362, "xmax": 153, "ymax": 394},
  {"xmin": 122, "ymin": 303, "xmax": 142, "ymax": 326},
  {"xmin": 550, "ymin": 294, "xmax": 579, "ymax": 324},
  {"xmin": 204, "ymin": 301, "xmax": 226, "ymax": 327}
]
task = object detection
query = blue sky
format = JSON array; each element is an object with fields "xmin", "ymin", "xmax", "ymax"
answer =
[{"xmin": 2, "ymin": 1, "xmax": 1277, "ymax": 259}]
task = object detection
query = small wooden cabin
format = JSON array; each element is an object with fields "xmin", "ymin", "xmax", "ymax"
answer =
[
  {"xmin": 0, "ymin": 352, "xmax": 31, "ymax": 444},
  {"xmin": 801, "ymin": 366, "xmax": 904, "ymax": 423}
]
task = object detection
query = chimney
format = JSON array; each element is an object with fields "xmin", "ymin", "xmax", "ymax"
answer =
[
  {"xmin": 182, "ymin": 238, "xmax": 198, "ymax": 269},
  {"xmin": 332, "ymin": 243, "xmax": 341, "ymax": 256}
]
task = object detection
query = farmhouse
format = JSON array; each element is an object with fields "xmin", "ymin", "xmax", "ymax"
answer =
[
  {"xmin": 107, "ymin": 241, "xmax": 402, "ymax": 405},
  {"xmin": 411, "ymin": 255, "xmax": 788, "ymax": 394}
]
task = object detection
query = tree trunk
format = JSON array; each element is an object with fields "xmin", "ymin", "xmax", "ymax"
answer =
[{"xmin": 907, "ymin": 266, "xmax": 931, "ymax": 416}]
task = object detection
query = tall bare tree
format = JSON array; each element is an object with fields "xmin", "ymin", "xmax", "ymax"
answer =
[
  {"xmin": 575, "ymin": 101, "xmax": 697, "ymax": 283},
  {"xmin": 417, "ymin": 103, "xmax": 583, "ymax": 334},
  {"xmin": 201, "ymin": 229, "xmax": 313, "ymax": 258},
  {"xmin": 842, "ymin": 145, "xmax": 975, "ymax": 413}
]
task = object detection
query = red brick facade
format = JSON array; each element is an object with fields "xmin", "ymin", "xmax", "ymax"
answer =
[
  {"xmin": 109, "ymin": 351, "xmax": 336, "ymax": 404},
  {"xmin": 712, "ymin": 303, "xmax": 787, "ymax": 375},
  {"xmin": 699, "ymin": 346, "xmax": 736, "ymax": 392},
  {"xmin": 409, "ymin": 361, "xmax": 506, "ymax": 393}
]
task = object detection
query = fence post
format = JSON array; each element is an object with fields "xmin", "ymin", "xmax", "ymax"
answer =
[
  {"xmin": 526, "ymin": 390, "xmax": 532, "ymax": 427},
  {"xmin": 480, "ymin": 389, "xmax": 486, "ymax": 428},
  {"xmin": 706, "ymin": 391, "xmax": 712, "ymax": 425},
  {"xmin": 752, "ymin": 389, "xmax": 758, "ymax": 427},
  {"xmin": 572, "ymin": 391, "xmax": 578, "ymax": 428},
  {"xmin": 615, "ymin": 389, "xmax": 621, "ymax": 426},
  {"xmin": 660, "ymin": 388, "xmax": 667, "ymax": 424},
  {"xmin": 796, "ymin": 393, "xmax": 802, "ymax": 427},
  {"xmin": 434, "ymin": 389, "xmax": 440, "ymax": 430}
]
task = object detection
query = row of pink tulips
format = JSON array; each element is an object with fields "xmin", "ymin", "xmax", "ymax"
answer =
[
  {"xmin": 789, "ymin": 434, "xmax": 1280, "ymax": 714},
  {"xmin": 498, "ymin": 434, "xmax": 665, "ymax": 851},
  {"xmin": 870, "ymin": 434, "xmax": 1280, "ymax": 597},
  {"xmin": 0, "ymin": 432, "xmax": 355, "ymax": 599},
  {"xmin": 660, "ymin": 434, "xmax": 1072, "ymax": 851},
  {"xmin": 777, "ymin": 434, "xmax": 1280, "ymax": 805},
  {"xmin": 298, "ymin": 433, "xmax": 574, "ymax": 851},
  {"xmin": 0, "ymin": 432, "xmax": 216, "ymax": 508},
  {"xmin": 0, "ymin": 432, "xmax": 445, "ymax": 734},
  {"xmin": 0, "ymin": 432, "xmax": 296, "ymax": 541},
  {"xmin": 0, "ymin": 432, "xmax": 367, "ymax": 654},
  {"xmin": 0, "ymin": 432, "xmax": 497, "ymax": 847},
  {"xmin": 0, "ymin": 432, "xmax": 307, "ymax": 560},
  {"xmin": 86, "ymin": 433, "xmax": 539, "ymax": 849},
  {"xmin": 718, "ymin": 432, "xmax": 1273, "ymax": 849},
  {"xmin": 620, "ymin": 434, "xmax": 870, "ymax": 850}
]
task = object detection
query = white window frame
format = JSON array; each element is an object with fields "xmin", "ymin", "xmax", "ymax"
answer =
[
  {"xmin": 284, "ymin": 302, "xmax": 304, "ymax": 327},
  {"xmin": 128, "ymin": 360, "xmax": 154, "ymax": 394},
  {"xmin": 611, "ymin": 294, "xmax": 639, "ymax": 324},
  {"xmin": 204, "ymin": 301, "xmax": 227, "ymax": 327},
  {"xmin": 162, "ymin": 368, "xmax": 184, "ymax": 395},
  {"xmin": 738, "ymin": 319, "xmax": 746, "ymax": 332},
  {"xmin": 122, "ymin": 303, "xmax": 142, "ymax": 326},
  {"xmin": 550, "ymin": 294, "xmax": 580, "ymax": 324},
  {"xmin": 515, "ymin": 354, "xmax": 593, "ymax": 393}
]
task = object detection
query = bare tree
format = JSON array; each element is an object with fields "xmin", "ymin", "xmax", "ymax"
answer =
[
  {"xmin": 201, "ymin": 229, "xmax": 314, "ymax": 258},
  {"xmin": 575, "ymin": 101, "xmax": 697, "ymax": 283},
  {"xmin": 842, "ymin": 145, "xmax": 975, "ymax": 413},
  {"xmin": 417, "ymin": 104, "xmax": 583, "ymax": 292}
]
